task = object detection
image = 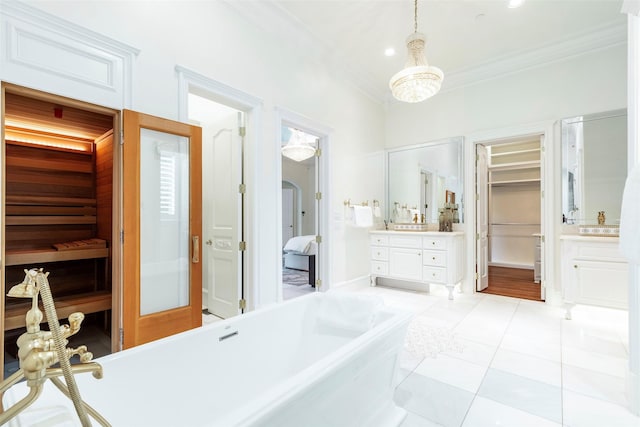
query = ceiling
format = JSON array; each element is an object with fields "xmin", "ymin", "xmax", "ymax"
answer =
[{"xmin": 231, "ymin": 0, "xmax": 626, "ymax": 103}]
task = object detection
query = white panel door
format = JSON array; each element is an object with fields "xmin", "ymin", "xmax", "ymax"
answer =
[
  {"xmin": 204, "ymin": 113, "xmax": 241, "ymax": 319},
  {"xmin": 476, "ymin": 144, "xmax": 489, "ymax": 291},
  {"xmin": 539, "ymin": 134, "xmax": 546, "ymax": 300}
]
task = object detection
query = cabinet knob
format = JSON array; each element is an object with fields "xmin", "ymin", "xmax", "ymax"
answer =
[
  {"xmin": 573, "ymin": 264, "xmax": 578, "ymax": 269},
  {"xmin": 418, "ymin": 252, "xmax": 421, "ymax": 256},
  {"xmin": 432, "ymin": 242, "xmax": 436, "ymax": 245},
  {"xmin": 432, "ymin": 257, "xmax": 436, "ymax": 260}
]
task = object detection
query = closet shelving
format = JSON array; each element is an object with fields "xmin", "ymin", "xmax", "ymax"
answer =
[{"xmin": 487, "ymin": 139, "xmax": 542, "ymax": 270}]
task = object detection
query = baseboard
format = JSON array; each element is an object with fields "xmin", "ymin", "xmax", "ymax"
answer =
[
  {"xmin": 330, "ymin": 275, "xmax": 370, "ymax": 290},
  {"xmin": 489, "ymin": 262, "xmax": 534, "ymax": 270}
]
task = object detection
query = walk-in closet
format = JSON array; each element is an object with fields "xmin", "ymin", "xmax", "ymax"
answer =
[
  {"xmin": 480, "ymin": 138, "xmax": 543, "ymax": 301},
  {"xmin": 2, "ymin": 85, "xmax": 117, "ymax": 376}
]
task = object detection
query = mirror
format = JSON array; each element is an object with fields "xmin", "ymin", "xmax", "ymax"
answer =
[
  {"xmin": 561, "ymin": 109, "xmax": 627, "ymax": 225},
  {"xmin": 386, "ymin": 137, "xmax": 464, "ymax": 224}
]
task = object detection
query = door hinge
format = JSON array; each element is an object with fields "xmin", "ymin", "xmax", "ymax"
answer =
[
  {"xmin": 315, "ymin": 192, "xmax": 322, "ymax": 200},
  {"xmin": 476, "ymin": 233, "xmax": 479, "ymax": 241},
  {"xmin": 238, "ymin": 126, "xmax": 246, "ymax": 137},
  {"xmin": 476, "ymin": 193, "xmax": 479, "ymax": 201},
  {"xmin": 541, "ymin": 235, "xmax": 545, "ymax": 243},
  {"xmin": 315, "ymin": 148, "xmax": 321, "ymax": 157},
  {"xmin": 239, "ymin": 183, "xmax": 246, "ymax": 194},
  {"xmin": 119, "ymin": 328, "xmax": 124, "ymax": 344},
  {"xmin": 120, "ymin": 230, "xmax": 124, "ymax": 244},
  {"xmin": 476, "ymin": 154, "xmax": 479, "ymax": 162},
  {"xmin": 120, "ymin": 131, "xmax": 124, "ymax": 145},
  {"xmin": 239, "ymin": 299, "xmax": 246, "ymax": 310},
  {"xmin": 475, "ymin": 272, "xmax": 479, "ymax": 280},
  {"xmin": 239, "ymin": 241, "xmax": 247, "ymax": 251},
  {"xmin": 315, "ymin": 235, "xmax": 322, "ymax": 244},
  {"xmin": 315, "ymin": 279, "xmax": 321, "ymax": 288},
  {"xmin": 541, "ymin": 190, "xmax": 544, "ymax": 198}
]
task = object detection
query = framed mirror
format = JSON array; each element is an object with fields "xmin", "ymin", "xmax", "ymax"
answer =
[
  {"xmin": 386, "ymin": 137, "xmax": 464, "ymax": 224},
  {"xmin": 561, "ymin": 109, "xmax": 627, "ymax": 225}
]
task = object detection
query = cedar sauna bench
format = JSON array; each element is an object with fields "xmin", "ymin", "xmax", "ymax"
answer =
[{"xmin": 3, "ymin": 89, "xmax": 115, "ymax": 369}]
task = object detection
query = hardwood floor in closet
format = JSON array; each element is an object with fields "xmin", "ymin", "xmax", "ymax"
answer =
[{"xmin": 480, "ymin": 266, "xmax": 543, "ymax": 301}]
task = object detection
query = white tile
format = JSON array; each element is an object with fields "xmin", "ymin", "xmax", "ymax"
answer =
[
  {"xmin": 414, "ymin": 353, "xmax": 487, "ymax": 393},
  {"xmin": 500, "ymin": 332, "xmax": 561, "ymax": 362},
  {"xmin": 462, "ymin": 396, "xmax": 562, "ymax": 427},
  {"xmin": 455, "ymin": 323, "xmax": 507, "ymax": 347},
  {"xmin": 563, "ymin": 389, "xmax": 640, "ymax": 427},
  {"xmin": 562, "ymin": 364, "xmax": 628, "ymax": 407},
  {"xmin": 490, "ymin": 348, "xmax": 561, "ymax": 387},
  {"xmin": 562, "ymin": 345, "xmax": 628, "ymax": 378},
  {"xmin": 441, "ymin": 337, "xmax": 497, "ymax": 368},
  {"xmin": 562, "ymin": 326, "xmax": 628, "ymax": 359},
  {"xmin": 395, "ymin": 373, "xmax": 475, "ymax": 427},
  {"xmin": 400, "ymin": 411, "xmax": 445, "ymax": 427},
  {"xmin": 478, "ymin": 368, "xmax": 562, "ymax": 424}
]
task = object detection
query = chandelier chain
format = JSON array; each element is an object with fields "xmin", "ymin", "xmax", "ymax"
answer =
[{"xmin": 414, "ymin": 0, "xmax": 418, "ymax": 33}]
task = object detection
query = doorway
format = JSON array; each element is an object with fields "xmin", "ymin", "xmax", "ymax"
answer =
[
  {"xmin": 187, "ymin": 93, "xmax": 244, "ymax": 320},
  {"xmin": 1, "ymin": 84, "xmax": 119, "ymax": 376},
  {"xmin": 281, "ymin": 127, "xmax": 318, "ymax": 300},
  {"xmin": 476, "ymin": 137, "xmax": 544, "ymax": 301}
]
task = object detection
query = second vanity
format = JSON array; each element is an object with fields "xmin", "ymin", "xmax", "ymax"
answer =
[
  {"xmin": 370, "ymin": 230, "xmax": 464, "ymax": 300},
  {"xmin": 560, "ymin": 234, "xmax": 628, "ymax": 319}
]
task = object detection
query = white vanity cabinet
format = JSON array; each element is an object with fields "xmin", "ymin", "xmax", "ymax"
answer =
[
  {"xmin": 560, "ymin": 235, "xmax": 628, "ymax": 318},
  {"xmin": 370, "ymin": 231, "xmax": 464, "ymax": 300}
]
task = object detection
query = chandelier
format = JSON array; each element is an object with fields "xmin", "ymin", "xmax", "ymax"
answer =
[
  {"xmin": 389, "ymin": 0, "xmax": 443, "ymax": 103},
  {"xmin": 281, "ymin": 127, "xmax": 316, "ymax": 162}
]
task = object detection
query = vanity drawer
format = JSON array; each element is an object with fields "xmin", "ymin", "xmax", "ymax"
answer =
[
  {"xmin": 370, "ymin": 235, "xmax": 389, "ymax": 246},
  {"xmin": 423, "ymin": 266, "xmax": 446, "ymax": 284},
  {"xmin": 371, "ymin": 261, "xmax": 389, "ymax": 276},
  {"xmin": 422, "ymin": 250, "xmax": 446, "ymax": 267},
  {"xmin": 422, "ymin": 237, "xmax": 447, "ymax": 250},
  {"xmin": 389, "ymin": 235, "xmax": 422, "ymax": 249},
  {"xmin": 371, "ymin": 246, "xmax": 389, "ymax": 261}
]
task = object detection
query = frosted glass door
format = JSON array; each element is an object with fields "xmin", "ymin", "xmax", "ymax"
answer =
[
  {"xmin": 123, "ymin": 109, "xmax": 201, "ymax": 349},
  {"xmin": 139, "ymin": 129, "xmax": 190, "ymax": 315}
]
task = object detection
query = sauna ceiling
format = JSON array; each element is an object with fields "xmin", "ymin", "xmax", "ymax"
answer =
[{"xmin": 4, "ymin": 92, "xmax": 113, "ymax": 141}]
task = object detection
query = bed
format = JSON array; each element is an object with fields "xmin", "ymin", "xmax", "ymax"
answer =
[{"xmin": 283, "ymin": 235, "xmax": 317, "ymax": 285}]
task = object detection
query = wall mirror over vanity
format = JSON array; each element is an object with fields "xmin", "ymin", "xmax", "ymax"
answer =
[
  {"xmin": 561, "ymin": 108, "xmax": 627, "ymax": 231},
  {"xmin": 386, "ymin": 136, "xmax": 464, "ymax": 230},
  {"xmin": 560, "ymin": 108, "xmax": 629, "ymax": 318},
  {"xmin": 371, "ymin": 137, "xmax": 465, "ymax": 300}
]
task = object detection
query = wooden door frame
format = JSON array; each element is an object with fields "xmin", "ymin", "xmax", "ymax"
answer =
[
  {"xmin": 122, "ymin": 109, "xmax": 202, "ymax": 348},
  {"xmin": 0, "ymin": 82, "xmax": 122, "ymax": 365}
]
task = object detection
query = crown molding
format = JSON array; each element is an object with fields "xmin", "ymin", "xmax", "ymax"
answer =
[
  {"xmin": 223, "ymin": 0, "xmax": 387, "ymax": 105},
  {"xmin": 225, "ymin": 2, "xmax": 626, "ymax": 106},
  {"xmin": 440, "ymin": 21, "xmax": 627, "ymax": 95}
]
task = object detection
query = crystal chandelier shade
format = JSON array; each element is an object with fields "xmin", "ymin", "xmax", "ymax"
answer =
[
  {"xmin": 281, "ymin": 128, "xmax": 316, "ymax": 162},
  {"xmin": 389, "ymin": 1, "xmax": 443, "ymax": 103}
]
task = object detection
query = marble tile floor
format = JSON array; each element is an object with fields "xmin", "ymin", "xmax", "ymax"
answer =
[{"xmin": 333, "ymin": 283, "xmax": 639, "ymax": 427}]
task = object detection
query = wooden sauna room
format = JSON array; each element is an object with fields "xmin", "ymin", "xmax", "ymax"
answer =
[{"xmin": 2, "ymin": 85, "xmax": 118, "ymax": 377}]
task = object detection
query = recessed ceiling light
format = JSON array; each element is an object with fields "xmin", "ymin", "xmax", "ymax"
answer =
[
  {"xmin": 507, "ymin": 0, "xmax": 525, "ymax": 8},
  {"xmin": 384, "ymin": 47, "xmax": 396, "ymax": 57}
]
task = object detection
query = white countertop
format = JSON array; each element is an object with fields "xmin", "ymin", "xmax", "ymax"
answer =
[
  {"xmin": 370, "ymin": 230, "xmax": 465, "ymax": 236},
  {"xmin": 560, "ymin": 234, "xmax": 619, "ymax": 242}
]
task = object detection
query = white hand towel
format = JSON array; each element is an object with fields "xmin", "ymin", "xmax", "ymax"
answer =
[
  {"xmin": 352, "ymin": 205, "xmax": 373, "ymax": 227},
  {"xmin": 620, "ymin": 165, "xmax": 640, "ymax": 263},
  {"xmin": 373, "ymin": 206, "xmax": 382, "ymax": 218}
]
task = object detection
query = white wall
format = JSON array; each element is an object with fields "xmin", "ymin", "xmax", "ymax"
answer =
[
  {"xmin": 282, "ymin": 159, "xmax": 315, "ymax": 236},
  {"xmin": 23, "ymin": 0, "xmax": 386, "ymax": 305},
  {"xmin": 386, "ymin": 44, "xmax": 627, "ymax": 297}
]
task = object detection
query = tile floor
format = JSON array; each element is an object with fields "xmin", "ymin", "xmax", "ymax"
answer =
[{"xmin": 330, "ymin": 282, "xmax": 640, "ymax": 427}]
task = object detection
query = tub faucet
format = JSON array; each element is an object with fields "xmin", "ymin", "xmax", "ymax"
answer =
[{"xmin": 0, "ymin": 269, "xmax": 110, "ymax": 426}]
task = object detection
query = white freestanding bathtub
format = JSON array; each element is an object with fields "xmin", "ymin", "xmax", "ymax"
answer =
[{"xmin": 4, "ymin": 292, "xmax": 411, "ymax": 427}]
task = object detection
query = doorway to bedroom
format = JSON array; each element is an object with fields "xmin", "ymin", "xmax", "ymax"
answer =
[{"xmin": 281, "ymin": 126, "xmax": 319, "ymax": 300}]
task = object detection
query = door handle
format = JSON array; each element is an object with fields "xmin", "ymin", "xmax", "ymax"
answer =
[{"xmin": 192, "ymin": 236, "xmax": 200, "ymax": 263}]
